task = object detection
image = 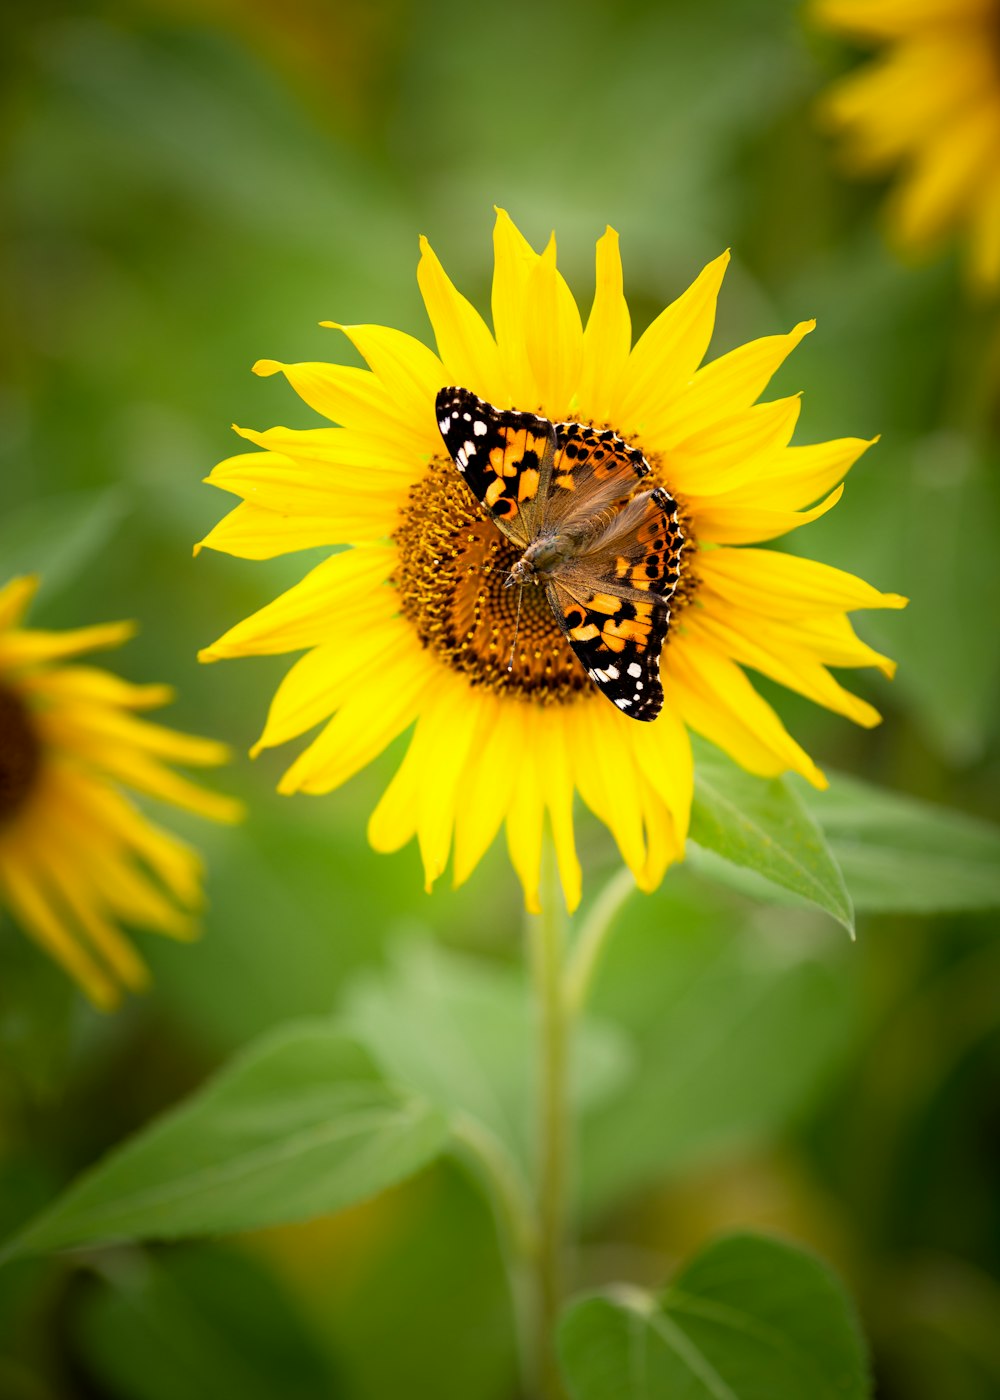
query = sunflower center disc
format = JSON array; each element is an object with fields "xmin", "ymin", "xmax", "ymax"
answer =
[
  {"xmin": 393, "ymin": 454, "xmax": 693, "ymax": 704},
  {"xmin": 0, "ymin": 685, "xmax": 42, "ymax": 824}
]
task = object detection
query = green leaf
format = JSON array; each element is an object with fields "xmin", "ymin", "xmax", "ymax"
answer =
[
  {"xmin": 0, "ymin": 1022, "xmax": 447, "ymax": 1262},
  {"xmin": 559, "ymin": 1232, "xmax": 869, "ymax": 1400},
  {"xmin": 345, "ymin": 939, "xmax": 631, "ymax": 1177},
  {"xmin": 803, "ymin": 772, "xmax": 1000, "ymax": 913},
  {"xmin": 75, "ymin": 1246, "xmax": 334, "ymax": 1400},
  {"xmin": 690, "ymin": 739, "xmax": 854, "ymax": 932}
]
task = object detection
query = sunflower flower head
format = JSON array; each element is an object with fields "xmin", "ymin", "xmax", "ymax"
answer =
[
  {"xmin": 199, "ymin": 210, "xmax": 905, "ymax": 913},
  {"xmin": 813, "ymin": 0, "xmax": 1000, "ymax": 291},
  {"xmin": 0, "ymin": 576, "xmax": 242, "ymax": 1009}
]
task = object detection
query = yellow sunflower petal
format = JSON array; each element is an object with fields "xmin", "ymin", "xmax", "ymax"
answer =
[
  {"xmin": 523, "ymin": 233, "xmax": 584, "ymax": 420},
  {"xmin": 576, "ymin": 227, "xmax": 631, "ymax": 424},
  {"xmin": 321, "ymin": 322, "xmax": 447, "ymax": 448},
  {"xmin": 572, "ymin": 703, "xmax": 647, "ymax": 880},
  {"xmin": 697, "ymin": 548, "xmax": 907, "ymax": 618},
  {"xmin": 693, "ymin": 483, "xmax": 844, "ymax": 545},
  {"xmin": 20, "ymin": 667, "xmax": 174, "ymax": 711},
  {"xmin": 0, "ymin": 575, "xmax": 40, "ymax": 630},
  {"xmin": 821, "ymin": 39, "xmax": 992, "ymax": 173},
  {"xmin": 760, "ymin": 611, "xmax": 899, "ymax": 677},
  {"xmin": 195, "ymin": 499, "xmax": 384, "ymax": 559},
  {"xmin": 199, "ymin": 547, "xmax": 396, "ymax": 661},
  {"xmin": 414, "ymin": 680, "xmax": 491, "ymax": 891},
  {"xmin": 450, "ymin": 698, "xmax": 521, "ymax": 891},
  {"xmin": 232, "ymin": 424, "xmax": 420, "ymax": 483},
  {"xmin": 649, "ymin": 320, "xmax": 814, "ymax": 449},
  {"xmin": 278, "ymin": 648, "xmax": 439, "ymax": 796},
  {"xmin": 630, "ymin": 695, "xmax": 693, "ymax": 846},
  {"xmin": 492, "ymin": 208, "xmax": 541, "ymax": 406},
  {"xmin": 252, "ymin": 611, "xmax": 413, "ymax": 756},
  {"xmin": 44, "ymin": 705, "xmax": 232, "ymax": 769},
  {"xmin": 890, "ymin": 101, "xmax": 1000, "ymax": 249},
  {"xmin": 0, "ymin": 620, "xmax": 136, "ymax": 668},
  {"xmin": 613, "ymin": 250, "xmax": 730, "ymax": 433},
  {"xmin": 970, "ymin": 170, "xmax": 1000, "ymax": 290},
  {"xmin": 0, "ymin": 843, "xmax": 119, "ymax": 1010},
  {"xmin": 666, "ymin": 396, "xmax": 802, "ymax": 499},
  {"xmin": 35, "ymin": 840, "xmax": 151, "ymax": 992},
  {"xmin": 538, "ymin": 708, "xmax": 582, "ymax": 913},
  {"xmin": 811, "ymin": 0, "xmax": 988, "ymax": 40},
  {"xmin": 44, "ymin": 725, "xmax": 243, "ymax": 823},
  {"xmin": 668, "ymin": 635, "xmax": 827, "ymax": 788},
  {"xmin": 704, "ymin": 437, "xmax": 874, "ymax": 514},
  {"xmin": 417, "ymin": 235, "xmax": 505, "ymax": 402},
  {"xmin": 253, "ymin": 359, "xmax": 432, "ymax": 456},
  {"xmin": 369, "ymin": 673, "xmax": 490, "ymax": 892},
  {"xmin": 505, "ymin": 710, "xmax": 545, "ymax": 914},
  {"xmin": 633, "ymin": 774, "xmax": 684, "ymax": 892},
  {"xmin": 205, "ymin": 451, "xmax": 404, "ymax": 537},
  {"xmin": 688, "ymin": 611, "xmax": 883, "ymax": 728}
]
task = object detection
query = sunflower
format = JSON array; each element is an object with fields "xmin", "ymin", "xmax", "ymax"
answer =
[
  {"xmin": 198, "ymin": 210, "xmax": 905, "ymax": 913},
  {"xmin": 813, "ymin": 0, "xmax": 1000, "ymax": 290},
  {"xmin": 0, "ymin": 576, "xmax": 242, "ymax": 1009}
]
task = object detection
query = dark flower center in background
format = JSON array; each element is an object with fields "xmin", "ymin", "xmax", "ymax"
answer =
[
  {"xmin": 0, "ymin": 685, "xmax": 42, "ymax": 824},
  {"xmin": 393, "ymin": 455, "xmax": 694, "ymax": 703}
]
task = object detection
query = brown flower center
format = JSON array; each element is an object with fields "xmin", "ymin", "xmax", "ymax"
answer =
[
  {"xmin": 0, "ymin": 685, "xmax": 42, "ymax": 824},
  {"xmin": 393, "ymin": 450, "xmax": 696, "ymax": 704}
]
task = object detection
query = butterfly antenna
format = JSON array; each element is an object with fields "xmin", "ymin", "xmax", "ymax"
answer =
[{"xmin": 507, "ymin": 582, "xmax": 524, "ymax": 673}]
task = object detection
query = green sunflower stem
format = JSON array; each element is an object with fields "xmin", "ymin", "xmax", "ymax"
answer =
[
  {"xmin": 563, "ymin": 865, "xmax": 635, "ymax": 1018},
  {"xmin": 527, "ymin": 834, "xmax": 571, "ymax": 1400}
]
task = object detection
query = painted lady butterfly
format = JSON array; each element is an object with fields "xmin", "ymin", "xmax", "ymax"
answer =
[{"xmin": 436, "ymin": 387, "xmax": 684, "ymax": 721}]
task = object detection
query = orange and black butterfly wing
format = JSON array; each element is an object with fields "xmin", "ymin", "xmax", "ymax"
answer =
[
  {"xmin": 542, "ymin": 421, "xmax": 652, "ymax": 532},
  {"xmin": 546, "ymin": 487, "xmax": 685, "ymax": 720},
  {"xmin": 436, "ymin": 386, "xmax": 555, "ymax": 548}
]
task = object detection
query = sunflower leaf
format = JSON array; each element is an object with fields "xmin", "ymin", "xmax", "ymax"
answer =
[
  {"xmin": 688, "ymin": 740, "xmax": 854, "ymax": 932},
  {"xmin": 345, "ymin": 939, "xmax": 632, "ymax": 1180},
  {"xmin": 803, "ymin": 772, "xmax": 1000, "ymax": 913},
  {"xmin": 0, "ymin": 1022, "xmax": 447, "ymax": 1263},
  {"xmin": 558, "ymin": 1232, "xmax": 869, "ymax": 1400}
]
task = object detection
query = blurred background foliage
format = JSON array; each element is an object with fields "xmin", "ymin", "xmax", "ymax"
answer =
[{"xmin": 1, "ymin": 0, "xmax": 998, "ymax": 1396}]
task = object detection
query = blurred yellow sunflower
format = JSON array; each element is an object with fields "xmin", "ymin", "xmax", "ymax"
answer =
[
  {"xmin": 198, "ymin": 210, "xmax": 904, "ymax": 912},
  {"xmin": 813, "ymin": 0, "xmax": 1000, "ymax": 290},
  {"xmin": 0, "ymin": 576, "xmax": 242, "ymax": 1009}
]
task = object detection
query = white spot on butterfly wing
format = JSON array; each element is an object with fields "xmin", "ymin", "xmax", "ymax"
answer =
[{"xmin": 473, "ymin": 420, "xmax": 487, "ymax": 436}]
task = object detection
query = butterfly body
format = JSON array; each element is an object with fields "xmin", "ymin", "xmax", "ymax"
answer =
[{"xmin": 435, "ymin": 386, "xmax": 685, "ymax": 720}]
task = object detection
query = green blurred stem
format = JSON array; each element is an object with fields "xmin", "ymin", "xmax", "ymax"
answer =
[
  {"xmin": 451, "ymin": 1113, "xmax": 537, "ymax": 1258},
  {"xmin": 451, "ymin": 1112, "xmax": 538, "ymax": 1391},
  {"xmin": 564, "ymin": 866, "xmax": 635, "ymax": 1017},
  {"xmin": 527, "ymin": 836, "xmax": 571, "ymax": 1400}
]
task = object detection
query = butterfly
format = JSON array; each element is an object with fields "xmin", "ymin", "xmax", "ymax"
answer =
[{"xmin": 435, "ymin": 386, "xmax": 685, "ymax": 721}]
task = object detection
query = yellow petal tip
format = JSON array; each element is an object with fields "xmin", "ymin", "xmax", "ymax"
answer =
[{"xmin": 252, "ymin": 359, "xmax": 281, "ymax": 377}]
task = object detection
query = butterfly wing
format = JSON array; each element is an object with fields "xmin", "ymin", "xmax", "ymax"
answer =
[
  {"xmin": 542, "ymin": 421, "xmax": 651, "ymax": 534},
  {"xmin": 436, "ymin": 386, "xmax": 556, "ymax": 548},
  {"xmin": 545, "ymin": 487, "xmax": 685, "ymax": 721}
]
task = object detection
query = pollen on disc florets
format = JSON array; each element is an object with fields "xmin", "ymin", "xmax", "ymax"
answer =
[
  {"xmin": 394, "ymin": 456, "xmax": 588, "ymax": 703},
  {"xmin": 0, "ymin": 685, "xmax": 42, "ymax": 825},
  {"xmin": 393, "ymin": 447, "xmax": 696, "ymax": 703}
]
